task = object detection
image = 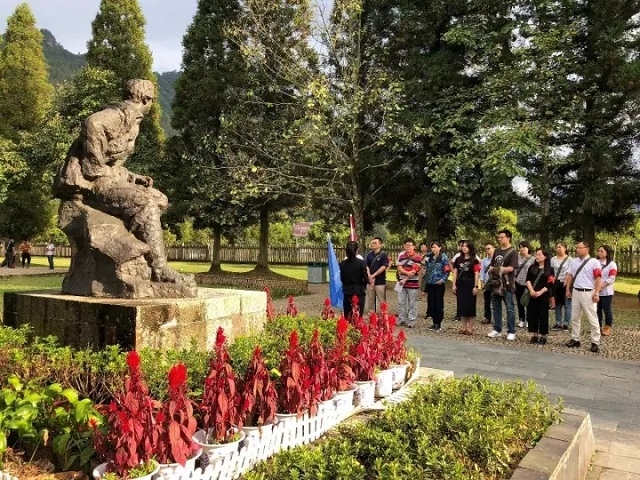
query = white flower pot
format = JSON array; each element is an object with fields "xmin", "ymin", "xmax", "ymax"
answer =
[
  {"xmin": 275, "ymin": 411, "xmax": 303, "ymax": 425},
  {"xmin": 154, "ymin": 448, "xmax": 202, "ymax": 480},
  {"xmin": 93, "ymin": 462, "xmax": 160, "ymax": 480},
  {"xmin": 242, "ymin": 422, "xmax": 274, "ymax": 439},
  {"xmin": 353, "ymin": 380, "xmax": 376, "ymax": 407},
  {"xmin": 390, "ymin": 362, "xmax": 410, "ymax": 390},
  {"xmin": 374, "ymin": 368, "xmax": 394, "ymax": 397},
  {"xmin": 317, "ymin": 395, "xmax": 337, "ymax": 416},
  {"xmin": 333, "ymin": 384, "xmax": 356, "ymax": 414},
  {"xmin": 193, "ymin": 428, "xmax": 245, "ymax": 469}
]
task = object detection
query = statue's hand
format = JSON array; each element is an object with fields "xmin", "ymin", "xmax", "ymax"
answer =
[{"xmin": 129, "ymin": 173, "xmax": 154, "ymax": 188}]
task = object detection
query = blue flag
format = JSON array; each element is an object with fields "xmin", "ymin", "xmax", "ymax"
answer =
[{"xmin": 327, "ymin": 235, "xmax": 343, "ymax": 309}]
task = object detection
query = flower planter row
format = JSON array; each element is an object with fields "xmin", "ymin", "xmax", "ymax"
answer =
[{"xmin": 153, "ymin": 361, "xmax": 419, "ymax": 480}]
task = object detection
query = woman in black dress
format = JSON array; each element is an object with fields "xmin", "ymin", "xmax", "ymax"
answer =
[
  {"xmin": 452, "ymin": 241, "xmax": 481, "ymax": 335},
  {"xmin": 526, "ymin": 248, "xmax": 555, "ymax": 345},
  {"xmin": 339, "ymin": 241, "xmax": 368, "ymax": 321}
]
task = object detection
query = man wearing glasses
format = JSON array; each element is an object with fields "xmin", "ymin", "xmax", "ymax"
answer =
[
  {"xmin": 564, "ymin": 241, "xmax": 603, "ymax": 353},
  {"xmin": 487, "ymin": 230, "xmax": 519, "ymax": 340}
]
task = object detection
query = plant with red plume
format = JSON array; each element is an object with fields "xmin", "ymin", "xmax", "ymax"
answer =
[
  {"xmin": 286, "ymin": 296, "xmax": 298, "ymax": 317},
  {"xmin": 321, "ymin": 297, "xmax": 336, "ymax": 320},
  {"xmin": 239, "ymin": 346, "xmax": 278, "ymax": 427},
  {"xmin": 277, "ymin": 330, "xmax": 311, "ymax": 418},
  {"xmin": 326, "ymin": 316, "xmax": 355, "ymax": 391},
  {"xmin": 264, "ymin": 287, "xmax": 276, "ymax": 321}
]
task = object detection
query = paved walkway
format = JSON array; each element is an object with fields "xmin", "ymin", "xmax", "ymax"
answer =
[{"xmin": 406, "ymin": 334, "xmax": 640, "ymax": 479}]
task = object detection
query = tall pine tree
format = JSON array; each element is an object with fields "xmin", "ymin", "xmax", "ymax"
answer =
[
  {"xmin": 0, "ymin": 3, "xmax": 53, "ymax": 138},
  {"xmin": 170, "ymin": 0, "xmax": 248, "ymax": 272},
  {"xmin": 85, "ymin": 0, "xmax": 164, "ymax": 174}
]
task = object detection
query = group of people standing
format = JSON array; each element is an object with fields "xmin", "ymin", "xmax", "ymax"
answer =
[
  {"xmin": 0, "ymin": 239, "xmax": 56, "ymax": 270},
  {"xmin": 338, "ymin": 231, "xmax": 617, "ymax": 354}
]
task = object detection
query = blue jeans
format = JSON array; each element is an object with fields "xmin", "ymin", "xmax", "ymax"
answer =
[
  {"xmin": 597, "ymin": 295, "xmax": 613, "ymax": 327},
  {"xmin": 554, "ymin": 298, "xmax": 572, "ymax": 326},
  {"xmin": 492, "ymin": 291, "xmax": 516, "ymax": 334}
]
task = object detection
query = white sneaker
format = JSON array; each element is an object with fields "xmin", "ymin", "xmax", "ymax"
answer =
[
  {"xmin": 487, "ymin": 330, "xmax": 501, "ymax": 338},
  {"xmin": 524, "ymin": 321, "xmax": 528, "ymax": 328},
  {"xmin": 518, "ymin": 321, "xmax": 525, "ymax": 328},
  {"xmin": 507, "ymin": 333, "xmax": 516, "ymax": 341}
]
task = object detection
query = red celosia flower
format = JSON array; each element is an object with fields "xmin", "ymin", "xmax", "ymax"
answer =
[
  {"xmin": 324, "ymin": 298, "xmax": 330, "ymax": 306},
  {"xmin": 352, "ymin": 295, "xmax": 359, "ymax": 305},
  {"xmin": 289, "ymin": 330, "xmax": 299, "ymax": 349},
  {"xmin": 88, "ymin": 418, "xmax": 98, "ymax": 430},
  {"xmin": 337, "ymin": 316, "xmax": 349, "ymax": 336},
  {"xmin": 155, "ymin": 410, "xmax": 165, "ymax": 424},
  {"xmin": 126, "ymin": 351, "xmax": 140, "ymax": 370},
  {"xmin": 215, "ymin": 327, "xmax": 226, "ymax": 350},
  {"xmin": 389, "ymin": 315, "xmax": 397, "ymax": 329},
  {"xmin": 168, "ymin": 363, "xmax": 187, "ymax": 391}
]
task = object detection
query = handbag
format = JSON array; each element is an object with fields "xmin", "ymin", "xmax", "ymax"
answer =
[{"xmin": 520, "ymin": 269, "xmax": 544, "ymax": 307}]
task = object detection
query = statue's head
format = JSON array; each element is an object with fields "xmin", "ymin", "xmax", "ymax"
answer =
[{"xmin": 124, "ymin": 79, "xmax": 154, "ymax": 115}]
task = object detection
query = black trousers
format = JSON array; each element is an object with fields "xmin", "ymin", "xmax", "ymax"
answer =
[
  {"xmin": 515, "ymin": 284, "xmax": 527, "ymax": 321},
  {"xmin": 483, "ymin": 288, "xmax": 492, "ymax": 322},
  {"xmin": 597, "ymin": 295, "xmax": 613, "ymax": 327},
  {"xmin": 425, "ymin": 283, "xmax": 445, "ymax": 325},
  {"xmin": 527, "ymin": 297, "xmax": 549, "ymax": 335},
  {"xmin": 21, "ymin": 252, "xmax": 31, "ymax": 267}
]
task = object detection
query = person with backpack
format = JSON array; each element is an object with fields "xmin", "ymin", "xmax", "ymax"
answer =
[
  {"xmin": 487, "ymin": 229, "xmax": 519, "ymax": 341},
  {"xmin": 525, "ymin": 248, "xmax": 555, "ymax": 345},
  {"xmin": 421, "ymin": 241, "xmax": 450, "ymax": 331},
  {"xmin": 551, "ymin": 242, "xmax": 572, "ymax": 330},
  {"xmin": 596, "ymin": 245, "xmax": 617, "ymax": 337},
  {"xmin": 565, "ymin": 241, "xmax": 603, "ymax": 353}
]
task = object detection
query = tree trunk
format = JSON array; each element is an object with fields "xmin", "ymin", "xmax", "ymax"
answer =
[
  {"xmin": 583, "ymin": 219, "xmax": 596, "ymax": 257},
  {"xmin": 353, "ymin": 202, "xmax": 365, "ymax": 246},
  {"xmin": 208, "ymin": 225, "xmax": 223, "ymax": 273},
  {"xmin": 256, "ymin": 206, "xmax": 270, "ymax": 272},
  {"xmin": 539, "ymin": 180, "xmax": 551, "ymax": 249}
]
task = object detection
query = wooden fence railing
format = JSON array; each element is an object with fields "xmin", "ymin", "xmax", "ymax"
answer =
[{"xmin": 25, "ymin": 244, "xmax": 640, "ymax": 275}]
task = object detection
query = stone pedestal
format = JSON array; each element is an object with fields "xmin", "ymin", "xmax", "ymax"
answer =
[{"xmin": 2, "ymin": 288, "xmax": 266, "ymax": 351}]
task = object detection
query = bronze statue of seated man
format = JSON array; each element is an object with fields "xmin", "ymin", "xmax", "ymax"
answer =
[{"xmin": 54, "ymin": 79, "xmax": 196, "ymax": 298}]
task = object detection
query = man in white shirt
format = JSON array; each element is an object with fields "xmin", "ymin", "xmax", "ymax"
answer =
[
  {"xmin": 565, "ymin": 241, "xmax": 602, "ymax": 353},
  {"xmin": 45, "ymin": 241, "xmax": 55, "ymax": 270}
]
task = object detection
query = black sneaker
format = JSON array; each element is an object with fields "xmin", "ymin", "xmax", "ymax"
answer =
[
  {"xmin": 427, "ymin": 324, "xmax": 438, "ymax": 331},
  {"xmin": 530, "ymin": 336, "xmax": 539, "ymax": 344},
  {"xmin": 562, "ymin": 325, "xmax": 569, "ymax": 331},
  {"xmin": 552, "ymin": 324, "xmax": 562, "ymax": 330},
  {"xmin": 538, "ymin": 336, "xmax": 547, "ymax": 345},
  {"xmin": 566, "ymin": 339, "xmax": 581, "ymax": 348},
  {"xmin": 590, "ymin": 343, "xmax": 599, "ymax": 353}
]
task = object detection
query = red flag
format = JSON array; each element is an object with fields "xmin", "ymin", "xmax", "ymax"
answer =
[{"xmin": 349, "ymin": 214, "xmax": 356, "ymax": 241}]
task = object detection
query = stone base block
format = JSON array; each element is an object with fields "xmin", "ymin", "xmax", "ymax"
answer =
[{"xmin": 2, "ymin": 288, "xmax": 266, "ymax": 351}]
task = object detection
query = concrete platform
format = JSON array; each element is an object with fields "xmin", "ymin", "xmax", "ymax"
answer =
[{"xmin": 2, "ymin": 287, "xmax": 266, "ymax": 351}]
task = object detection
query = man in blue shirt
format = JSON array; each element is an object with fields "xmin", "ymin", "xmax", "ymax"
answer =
[{"xmin": 365, "ymin": 237, "xmax": 390, "ymax": 313}]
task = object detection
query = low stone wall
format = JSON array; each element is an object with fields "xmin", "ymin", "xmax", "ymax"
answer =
[
  {"xmin": 3, "ymin": 287, "xmax": 266, "ymax": 351},
  {"xmin": 195, "ymin": 272, "xmax": 308, "ymax": 296},
  {"xmin": 511, "ymin": 408, "xmax": 595, "ymax": 480}
]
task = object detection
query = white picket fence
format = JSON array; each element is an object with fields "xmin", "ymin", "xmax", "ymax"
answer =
[{"xmin": 1, "ymin": 364, "xmax": 421, "ymax": 480}]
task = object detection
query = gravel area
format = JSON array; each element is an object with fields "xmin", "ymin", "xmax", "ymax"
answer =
[{"xmin": 274, "ymin": 283, "xmax": 640, "ymax": 362}]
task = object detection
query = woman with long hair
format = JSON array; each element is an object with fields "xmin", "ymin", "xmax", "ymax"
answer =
[
  {"xmin": 452, "ymin": 241, "xmax": 481, "ymax": 335},
  {"xmin": 515, "ymin": 240, "xmax": 535, "ymax": 329},
  {"xmin": 339, "ymin": 241, "xmax": 368, "ymax": 321},
  {"xmin": 597, "ymin": 245, "xmax": 617, "ymax": 336},
  {"xmin": 421, "ymin": 240, "xmax": 450, "ymax": 331},
  {"xmin": 551, "ymin": 241, "xmax": 572, "ymax": 330},
  {"xmin": 526, "ymin": 248, "xmax": 555, "ymax": 345}
]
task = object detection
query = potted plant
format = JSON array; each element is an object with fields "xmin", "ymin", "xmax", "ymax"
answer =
[
  {"xmin": 264, "ymin": 287, "xmax": 276, "ymax": 321},
  {"xmin": 92, "ymin": 351, "xmax": 159, "ymax": 480},
  {"xmin": 365, "ymin": 313, "xmax": 394, "ymax": 398},
  {"xmin": 239, "ymin": 346, "xmax": 278, "ymax": 439},
  {"xmin": 327, "ymin": 317, "xmax": 356, "ymax": 412},
  {"xmin": 307, "ymin": 329, "xmax": 333, "ymax": 417},
  {"xmin": 389, "ymin": 329, "xmax": 410, "ymax": 390},
  {"xmin": 194, "ymin": 327, "xmax": 244, "ymax": 460},
  {"xmin": 152, "ymin": 363, "xmax": 201, "ymax": 479},
  {"xmin": 350, "ymin": 319, "xmax": 380, "ymax": 405},
  {"xmin": 276, "ymin": 330, "xmax": 311, "ymax": 423}
]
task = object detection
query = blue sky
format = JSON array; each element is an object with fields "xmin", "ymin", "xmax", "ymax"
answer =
[{"xmin": 0, "ymin": 0, "xmax": 198, "ymax": 72}]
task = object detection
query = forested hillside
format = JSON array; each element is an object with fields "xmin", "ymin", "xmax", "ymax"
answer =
[{"xmin": 39, "ymin": 29, "xmax": 178, "ymax": 134}]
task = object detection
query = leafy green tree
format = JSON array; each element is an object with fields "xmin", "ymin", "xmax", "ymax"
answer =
[
  {"xmin": 0, "ymin": 3, "xmax": 53, "ymax": 138},
  {"xmin": 85, "ymin": 0, "xmax": 164, "ymax": 174},
  {"xmin": 168, "ymin": 0, "xmax": 249, "ymax": 272},
  {"xmin": 217, "ymin": 0, "xmax": 320, "ymax": 270}
]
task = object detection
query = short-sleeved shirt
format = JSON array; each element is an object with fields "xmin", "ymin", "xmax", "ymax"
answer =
[
  {"xmin": 397, "ymin": 252, "xmax": 422, "ymax": 289},
  {"xmin": 568, "ymin": 257, "xmax": 602, "ymax": 290},
  {"xmin": 550, "ymin": 256, "xmax": 572, "ymax": 283},
  {"xmin": 599, "ymin": 261, "xmax": 618, "ymax": 296},
  {"xmin": 479, "ymin": 257, "xmax": 492, "ymax": 283},
  {"xmin": 491, "ymin": 247, "xmax": 518, "ymax": 292},
  {"xmin": 453, "ymin": 256, "xmax": 481, "ymax": 283},
  {"xmin": 46, "ymin": 243, "xmax": 55, "ymax": 255},
  {"xmin": 526, "ymin": 264, "xmax": 555, "ymax": 299},
  {"xmin": 365, "ymin": 250, "xmax": 389, "ymax": 286}
]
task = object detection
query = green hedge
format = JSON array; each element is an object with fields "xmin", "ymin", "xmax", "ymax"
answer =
[{"xmin": 244, "ymin": 376, "xmax": 563, "ymax": 480}]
